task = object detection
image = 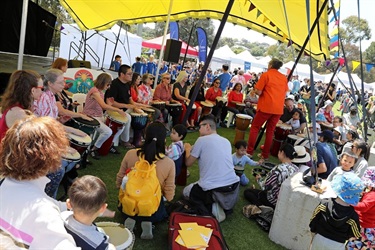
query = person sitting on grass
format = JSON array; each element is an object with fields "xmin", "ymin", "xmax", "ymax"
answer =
[
  {"xmin": 166, "ymin": 124, "xmax": 187, "ymax": 177},
  {"xmin": 326, "ymin": 151, "xmax": 358, "ymax": 182},
  {"xmin": 232, "ymin": 140, "xmax": 262, "ymax": 186},
  {"xmin": 309, "ymin": 173, "xmax": 363, "ymax": 250},
  {"xmin": 243, "ymin": 143, "xmax": 298, "ymax": 209},
  {"xmin": 62, "ymin": 175, "xmax": 116, "ymax": 250}
]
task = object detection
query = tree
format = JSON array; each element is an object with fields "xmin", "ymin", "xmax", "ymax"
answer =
[
  {"xmin": 341, "ymin": 16, "xmax": 372, "ymax": 44},
  {"xmin": 365, "ymin": 42, "xmax": 375, "ymax": 63},
  {"xmin": 266, "ymin": 43, "xmax": 295, "ymax": 62}
]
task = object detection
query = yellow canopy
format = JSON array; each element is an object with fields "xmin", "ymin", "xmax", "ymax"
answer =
[{"xmin": 60, "ymin": 0, "xmax": 329, "ymax": 60}]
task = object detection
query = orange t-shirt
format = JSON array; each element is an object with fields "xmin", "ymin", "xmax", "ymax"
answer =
[{"xmin": 255, "ymin": 69, "xmax": 288, "ymax": 115}]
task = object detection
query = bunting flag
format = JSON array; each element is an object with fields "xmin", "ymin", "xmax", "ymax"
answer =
[
  {"xmin": 352, "ymin": 61, "xmax": 360, "ymax": 71},
  {"xmin": 256, "ymin": 9, "xmax": 262, "ymax": 18},
  {"xmin": 328, "ymin": 0, "xmax": 340, "ymax": 58},
  {"xmin": 196, "ymin": 27, "xmax": 207, "ymax": 63},
  {"xmin": 169, "ymin": 22, "xmax": 179, "ymax": 40},
  {"xmin": 248, "ymin": 3, "xmax": 256, "ymax": 12},
  {"xmin": 351, "ymin": 61, "xmax": 375, "ymax": 72}
]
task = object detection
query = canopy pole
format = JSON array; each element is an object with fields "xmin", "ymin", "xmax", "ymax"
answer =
[
  {"xmin": 182, "ymin": 0, "xmax": 235, "ymax": 125},
  {"xmin": 181, "ymin": 22, "xmax": 196, "ymax": 69},
  {"xmin": 153, "ymin": 0, "xmax": 174, "ymax": 89},
  {"xmin": 287, "ymin": 0, "xmax": 329, "ymax": 80},
  {"xmin": 111, "ymin": 22, "xmax": 123, "ymax": 67},
  {"xmin": 317, "ymin": 63, "xmax": 341, "ymax": 109},
  {"xmin": 17, "ymin": 0, "xmax": 29, "ymax": 70}
]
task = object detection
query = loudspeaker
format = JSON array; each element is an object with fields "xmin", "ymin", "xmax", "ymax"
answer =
[
  {"xmin": 164, "ymin": 39, "xmax": 182, "ymax": 63},
  {"xmin": 68, "ymin": 60, "xmax": 91, "ymax": 69},
  {"xmin": 0, "ymin": 73, "xmax": 11, "ymax": 96}
]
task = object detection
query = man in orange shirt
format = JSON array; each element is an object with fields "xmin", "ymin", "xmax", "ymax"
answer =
[{"xmin": 246, "ymin": 59, "xmax": 288, "ymax": 160}]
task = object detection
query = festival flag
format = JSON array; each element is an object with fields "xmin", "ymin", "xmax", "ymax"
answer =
[
  {"xmin": 366, "ymin": 63, "xmax": 374, "ymax": 72},
  {"xmin": 169, "ymin": 22, "xmax": 179, "ymax": 40},
  {"xmin": 329, "ymin": 0, "xmax": 340, "ymax": 58},
  {"xmin": 352, "ymin": 61, "xmax": 360, "ymax": 71},
  {"xmin": 196, "ymin": 27, "xmax": 207, "ymax": 63}
]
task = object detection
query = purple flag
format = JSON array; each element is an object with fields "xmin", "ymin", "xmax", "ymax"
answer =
[
  {"xmin": 196, "ymin": 27, "xmax": 207, "ymax": 63},
  {"xmin": 169, "ymin": 22, "xmax": 179, "ymax": 40}
]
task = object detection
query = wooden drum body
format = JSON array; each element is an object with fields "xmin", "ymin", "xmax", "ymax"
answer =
[
  {"xmin": 201, "ymin": 101, "xmax": 214, "ymax": 116},
  {"xmin": 130, "ymin": 113, "xmax": 148, "ymax": 148},
  {"xmin": 234, "ymin": 114, "xmax": 252, "ymax": 145}
]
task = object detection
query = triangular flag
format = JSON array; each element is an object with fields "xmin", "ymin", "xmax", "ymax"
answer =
[
  {"xmin": 287, "ymin": 40, "xmax": 293, "ymax": 47},
  {"xmin": 269, "ymin": 22, "xmax": 275, "ymax": 27},
  {"xmin": 256, "ymin": 10, "xmax": 262, "ymax": 18},
  {"xmin": 276, "ymin": 27, "xmax": 281, "ymax": 34},
  {"xmin": 352, "ymin": 60, "xmax": 360, "ymax": 70},
  {"xmin": 334, "ymin": 52, "xmax": 339, "ymax": 58},
  {"xmin": 366, "ymin": 63, "xmax": 374, "ymax": 72},
  {"xmin": 281, "ymin": 33, "xmax": 287, "ymax": 42},
  {"xmin": 263, "ymin": 16, "xmax": 269, "ymax": 23},
  {"xmin": 248, "ymin": 3, "xmax": 256, "ymax": 12}
]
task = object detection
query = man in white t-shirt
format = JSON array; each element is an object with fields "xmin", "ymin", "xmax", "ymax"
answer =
[{"xmin": 184, "ymin": 115, "xmax": 240, "ymax": 218}]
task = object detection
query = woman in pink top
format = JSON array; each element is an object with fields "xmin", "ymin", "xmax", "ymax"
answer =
[
  {"xmin": 137, "ymin": 73, "xmax": 163, "ymax": 122},
  {"xmin": 83, "ymin": 73, "xmax": 126, "ymax": 158},
  {"xmin": 220, "ymin": 83, "xmax": 245, "ymax": 126},
  {"xmin": 230, "ymin": 70, "xmax": 246, "ymax": 90},
  {"xmin": 0, "ymin": 70, "xmax": 44, "ymax": 141}
]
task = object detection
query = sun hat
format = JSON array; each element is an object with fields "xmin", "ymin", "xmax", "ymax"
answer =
[
  {"xmin": 323, "ymin": 100, "xmax": 333, "ymax": 108},
  {"xmin": 333, "ymin": 127, "xmax": 342, "ymax": 134},
  {"xmin": 308, "ymin": 123, "xmax": 321, "ymax": 133},
  {"xmin": 294, "ymin": 137, "xmax": 311, "ymax": 149},
  {"xmin": 286, "ymin": 95, "xmax": 295, "ymax": 101},
  {"xmin": 361, "ymin": 167, "xmax": 375, "ymax": 188},
  {"xmin": 350, "ymin": 106, "xmax": 358, "ymax": 112},
  {"xmin": 318, "ymin": 130, "xmax": 334, "ymax": 141},
  {"xmin": 330, "ymin": 172, "xmax": 364, "ymax": 206},
  {"xmin": 292, "ymin": 146, "xmax": 311, "ymax": 163}
]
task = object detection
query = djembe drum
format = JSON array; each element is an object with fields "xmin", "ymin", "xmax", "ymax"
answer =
[
  {"xmin": 130, "ymin": 112, "xmax": 148, "ymax": 148},
  {"xmin": 151, "ymin": 101, "xmax": 166, "ymax": 112},
  {"xmin": 98, "ymin": 110, "xmax": 128, "ymax": 156},
  {"xmin": 166, "ymin": 103, "xmax": 182, "ymax": 126},
  {"xmin": 233, "ymin": 114, "xmax": 252, "ymax": 145},
  {"xmin": 270, "ymin": 124, "xmax": 292, "ymax": 157},
  {"xmin": 142, "ymin": 107, "xmax": 155, "ymax": 124},
  {"xmin": 201, "ymin": 101, "xmax": 214, "ymax": 116},
  {"xmin": 96, "ymin": 222, "xmax": 135, "ymax": 250},
  {"xmin": 235, "ymin": 103, "xmax": 246, "ymax": 113}
]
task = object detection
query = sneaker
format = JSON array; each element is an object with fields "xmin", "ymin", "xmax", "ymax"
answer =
[
  {"xmin": 140, "ymin": 221, "xmax": 153, "ymax": 240},
  {"xmin": 90, "ymin": 149, "xmax": 100, "ymax": 160},
  {"xmin": 109, "ymin": 145, "xmax": 120, "ymax": 154},
  {"xmin": 124, "ymin": 218, "xmax": 136, "ymax": 232},
  {"xmin": 212, "ymin": 202, "xmax": 226, "ymax": 222}
]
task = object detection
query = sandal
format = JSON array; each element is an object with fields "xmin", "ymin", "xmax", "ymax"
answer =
[{"xmin": 187, "ymin": 126, "xmax": 196, "ymax": 131}]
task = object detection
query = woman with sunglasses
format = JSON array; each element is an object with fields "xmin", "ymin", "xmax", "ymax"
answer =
[
  {"xmin": 0, "ymin": 70, "xmax": 44, "ymax": 141},
  {"xmin": 205, "ymin": 78, "xmax": 224, "ymax": 122}
]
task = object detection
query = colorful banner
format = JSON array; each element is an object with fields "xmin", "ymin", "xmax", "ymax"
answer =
[
  {"xmin": 169, "ymin": 22, "xmax": 179, "ymax": 40},
  {"xmin": 329, "ymin": 0, "xmax": 340, "ymax": 58},
  {"xmin": 196, "ymin": 27, "xmax": 207, "ymax": 63}
]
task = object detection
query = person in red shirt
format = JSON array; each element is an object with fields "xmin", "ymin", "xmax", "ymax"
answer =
[
  {"xmin": 205, "ymin": 78, "xmax": 223, "ymax": 122},
  {"xmin": 246, "ymin": 58, "xmax": 288, "ymax": 160}
]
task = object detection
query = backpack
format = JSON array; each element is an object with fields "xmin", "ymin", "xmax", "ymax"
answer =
[{"xmin": 118, "ymin": 156, "xmax": 161, "ymax": 217}]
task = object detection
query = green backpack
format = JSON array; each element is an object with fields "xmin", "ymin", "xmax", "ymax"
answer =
[{"xmin": 119, "ymin": 156, "xmax": 161, "ymax": 216}]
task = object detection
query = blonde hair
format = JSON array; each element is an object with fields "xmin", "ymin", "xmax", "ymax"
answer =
[{"xmin": 175, "ymin": 71, "xmax": 188, "ymax": 83}]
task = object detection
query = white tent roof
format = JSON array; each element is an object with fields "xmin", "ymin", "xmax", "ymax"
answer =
[
  {"xmin": 213, "ymin": 45, "xmax": 237, "ymax": 60},
  {"xmin": 233, "ymin": 50, "xmax": 258, "ymax": 62},
  {"xmin": 282, "ymin": 61, "xmax": 324, "ymax": 81}
]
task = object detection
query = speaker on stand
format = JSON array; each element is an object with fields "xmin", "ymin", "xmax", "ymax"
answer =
[
  {"xmin": 164, "ymin": 39, "xmax": 182, "ymax": 63},
  {"xmin": 68, "ymin": 60, "xmax": 92, "ymax": 69}
]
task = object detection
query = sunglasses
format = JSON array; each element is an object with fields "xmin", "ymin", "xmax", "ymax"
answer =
[{"xmin": 36, "ymin": 86, "xmax": 44, "ymax": 91}]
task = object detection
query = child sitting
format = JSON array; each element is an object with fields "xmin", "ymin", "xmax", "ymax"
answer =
[
  {"xmin": 309, "ymin": 172, "xmax": 363, "ymax": 250},
  {"xmin": 165, "ymin": 124, "xmax": 187, "ymax": 176},
  {"xmin": 62, "ymin": 175, "xmax": 116, "ymax": 250},
  {"xmin": 232, "ymin": 140, "xmax": 261, "ymax": 186},
  {"xmin": 326, "ymin": 151, "xmax": 357, "ymax": 182},
  {"xmin": 347, "ymin": 168, "xmax": 375, "ymax": 250},
  {"xmin": 285, "ymin": 111, "xmax": 300, "ymax": 132}
]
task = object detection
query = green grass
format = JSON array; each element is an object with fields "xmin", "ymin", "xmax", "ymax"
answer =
[{"xmin": 72, "ymin": 127, "xmax": 284, "ymax": 250}]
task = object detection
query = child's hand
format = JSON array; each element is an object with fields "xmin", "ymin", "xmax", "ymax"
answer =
[{"xmin": 258, "ymin": 159, "xmax": 264, "ymax": 165}]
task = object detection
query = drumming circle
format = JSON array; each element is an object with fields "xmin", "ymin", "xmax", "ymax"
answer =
[
  {"xmin": 72, "ymin": 116, "xmax": 100, "ymax": 136},
  {"xmin": 68, "ymin": 133, "xmax": 92, "ymax": 146},
  {"xmin": 96, "ymin": 222, "xmax": 135, "ymax": 250},
  {"xmin": 107, "ymin": 110, "xmax": 128, "ymax": 125}
]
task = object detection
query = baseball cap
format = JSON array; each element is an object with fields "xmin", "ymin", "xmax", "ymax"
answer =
[
  {"xmin": 317, "ymin": 130, "xmax": 334, "ymax": 142},
  {"xmin": 331, "ymin": 173, "xmax": 364, "ymax": 206}
]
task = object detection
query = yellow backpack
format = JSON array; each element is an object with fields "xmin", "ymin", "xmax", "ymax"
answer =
[{"xmin": 119, "ymin": 156, "xmax": 161, "ymax": 216}]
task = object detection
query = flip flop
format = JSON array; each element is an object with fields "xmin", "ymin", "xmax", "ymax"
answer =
[{"xmin": 124, "ymin": 143, "xmax": 136, "ymax": 149}]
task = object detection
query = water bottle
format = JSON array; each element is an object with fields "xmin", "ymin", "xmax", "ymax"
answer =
[{"xmin": 121, "ymin": 175, "xmax": 128, "ymax": 190}]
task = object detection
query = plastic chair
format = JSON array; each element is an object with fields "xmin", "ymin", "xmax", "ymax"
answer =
[
  {"xmin": 226, "ymin": 111, "xmax": 235, "ymax": 128},
  {"xmin": 72, "ymin": 93, "xmax": 87, "ymax": 113}
]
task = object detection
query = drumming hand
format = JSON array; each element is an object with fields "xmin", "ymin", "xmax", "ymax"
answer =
[
  {"xmin": 71, "ymin": 128, "xmax": 87, "ymax": 137},
  {"xmin": 134, "ymin": 108, "xmax": 143, "ymax": 114},
  {"xmin": 81, "ymin": 114, "xmax": 93, "ymax": 121}
]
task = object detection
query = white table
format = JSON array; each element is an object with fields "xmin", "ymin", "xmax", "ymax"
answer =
[{"xmin": 268, "ymin": 172, "xmax": 336, "ymax": 250}]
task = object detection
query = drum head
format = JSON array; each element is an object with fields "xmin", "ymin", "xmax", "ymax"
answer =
[
  {"xmin": 130, "ymin": 112, "xmax": 148, "ymax": 117},
  {"xmin": 277, "ymin": 124, "xmax": 292, "ymax": 130},
  {"xmin": 142, "ymin": 107, "xmax": 154, "ymax": 113},
  {"xmin": 201, "ymin": 101, "xmax": 214, "ymax": 108},
  {"xmin": 236, "ymin": 103, "xmax": 246, "ymax": 107},
  {"xmin": 68, "ymin": 133, "xmax": 92, "ymax": 146},
  {"xmin": 96, "ymin": 222, "xmax": 134, "ymax": 250},
  {"xmin": 73, "ymin": 116, "xmax": 100, "ymax": 128},
  {"xmin": 234, "ymin": 166, "xmax": 245, "ymax": 171},
  {"xmin": 288, "ymin": 134, "xmax": 300, "ymax": 141},
  {"xmin": 63, "ymin": 147, "xmax": 81, "ymax": 161},
  {"xmin": 236, "ymin": 114, "xmax": 252, "ymax": 120},
  {"xmin": 107, "ymin": 110, "xmax": 128, "ymax": 124},
  {"xmin": 167, "ymin": 103, "xmax": 182, "ymax": 107}
]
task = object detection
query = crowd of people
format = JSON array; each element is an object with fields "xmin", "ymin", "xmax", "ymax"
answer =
[{"xmin": 0, "ymin": 55, "xmax": 374, "ymax": 249}]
